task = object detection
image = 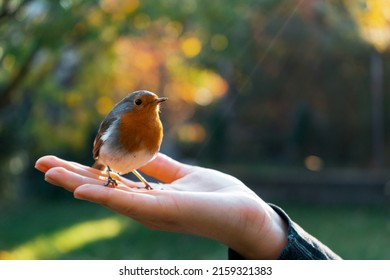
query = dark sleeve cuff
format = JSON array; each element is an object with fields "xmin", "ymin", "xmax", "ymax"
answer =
[{"xmin": 228, "ymin": 204, "xmax": 341, "ymax": 260}]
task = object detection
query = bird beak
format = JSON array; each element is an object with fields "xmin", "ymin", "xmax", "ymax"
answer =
[{"xmin": 155, "ymin": 97, "xmax": 168, "ymax": 104}]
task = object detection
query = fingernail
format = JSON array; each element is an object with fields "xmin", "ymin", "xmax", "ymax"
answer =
[
  {"xmin": 73, "ymin": 192, "xmax": 84, "ymax": 200},
  {"xmin": 44, "ymin": 169, "xmax": 61, "ymax": 186},
  {"xmin": 35, "ymin": 159, "xmax": 48, "ymax": 173},
  {"xmin": 44, "ymin": 174, "xmax": 57, "ymax": 186}
]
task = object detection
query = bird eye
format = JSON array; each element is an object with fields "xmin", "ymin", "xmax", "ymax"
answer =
[{"xmin": 135, "ymin": 99, "xmax": 142, "ymax": 105}]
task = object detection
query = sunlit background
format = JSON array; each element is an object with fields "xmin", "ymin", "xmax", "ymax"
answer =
[{"xmin": 1, "ymin": 0, "xmax": 390, "ymax": 259}]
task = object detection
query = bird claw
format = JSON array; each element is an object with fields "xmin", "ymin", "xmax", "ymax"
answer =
[
  {"xmin": 104, "ymin": 176, "xmax": 118, "ymax": 188},
  {"xmin": 103, "ymin": 166, "xmax": 118, "ymax": 188}
]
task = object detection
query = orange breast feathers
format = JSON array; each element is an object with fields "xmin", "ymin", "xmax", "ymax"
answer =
[{"xmin": 118, "ymin": 109, "xmax": 163, "ymax": 155}]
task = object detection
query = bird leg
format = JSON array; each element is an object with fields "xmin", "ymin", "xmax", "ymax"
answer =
[
  {"xmin": 132, "ymin": 169, "xmax": 153, "ymax": 190},
  {"xmin": 104, "ymin": 166, "xmax": 118, "ymax": 188}
]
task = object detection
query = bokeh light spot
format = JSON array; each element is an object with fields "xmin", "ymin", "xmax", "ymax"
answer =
[
  {"xmin": 194, "ymin": 88, "xmax": 214, "ymax": 106},
  {"xmin": 133, "ymin": 13, "xmax": 151, "ymax": 30},
  {"xmin": 211, "ymin": 34, "xmax": 228, "ymax": 51},
  {"xmin": 181, "ymin": 36, "xmax": 202, "ymax": 58},
  {"xmin": 176, "ymin": 123, "xmax": 206, "ymax": 143},
  {"xmin": 100, "ymin": 0, "xmax": 139, "ymax": 14},
  {"xmin": 96, "ymin": 96, "xmax": 115, "ymax": 116},
  {"xmin": 304, "ymin": 155, "xmax": 324, "ymax": 171}
]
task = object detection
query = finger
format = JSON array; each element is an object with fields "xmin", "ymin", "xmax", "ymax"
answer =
[
  {"xmin": 44, "ymin": 166, "xmax": 141, "ymax": 193},
  {"xmin": 138, "ymin": 153, "xmax": 192, "ymax": 183},
  {"xmin": 74, "ymin": 184, "xmax": 164, "ymax": 218},
  {"xmin": 73, "ymin": 184, "xmax": 233, "ymax": 238},
  {"xmin": 35, "ymin": 155, "xmax": 102, "ymax": 177},
  {"xmin": 45, "ymin": 167, "xmax": 104, "ymax": 192}
]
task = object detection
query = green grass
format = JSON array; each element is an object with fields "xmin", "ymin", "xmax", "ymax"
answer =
[
  {"xmin": 0, "ymin": 198, "xmax": 226, "ymax": 260},
  {"xmin": 282, "ymin": 203, "xmax": 390, "ymax": 259},
  {"xmin": 0, "ymin": 198, "xmax": 389, "ymax": 259}
]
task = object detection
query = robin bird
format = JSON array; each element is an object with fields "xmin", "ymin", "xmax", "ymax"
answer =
[{"xmin": 92, "ymin": 90, "xmax": 167, "ymax": 190}]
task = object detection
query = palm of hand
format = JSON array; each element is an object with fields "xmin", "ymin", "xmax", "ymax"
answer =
[{"xmin": 35, "ymin": 153, "xmax": 286, "ymax": 259}]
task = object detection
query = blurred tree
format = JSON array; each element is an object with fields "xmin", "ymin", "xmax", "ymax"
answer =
[
  {"xmin": 0, "ymin": 0, "xmax": 230, "ymax": 201},
  {"xmin": 346, "ymin": 0, "xmax": 390, "ymax": 168},
  {"xmin": 1, "ymin": 0, "xmax": 390, "ymax": 202}
]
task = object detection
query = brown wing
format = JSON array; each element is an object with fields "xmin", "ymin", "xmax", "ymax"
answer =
[
  {"xmin": 92, "ymin": 115, "xmax": 116, "ymax": 160},
  {"xmin": 92, "ymin": 93, "xmax": 133, "ymax": 160}
]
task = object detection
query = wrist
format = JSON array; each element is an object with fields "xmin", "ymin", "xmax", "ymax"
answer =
[{"xmin": 228, "ymin": 199, "xmax": 288, "ymax": 259}]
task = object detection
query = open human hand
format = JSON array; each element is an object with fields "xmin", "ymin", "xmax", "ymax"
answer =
[{"xmin": 35, "ymin": 153, "xmax": 287, "ymax": 259}]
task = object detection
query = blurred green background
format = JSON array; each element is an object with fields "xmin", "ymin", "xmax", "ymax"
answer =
[{"xmin": 1, "ymin": 0, "xmax": 390, "ymax": 259}]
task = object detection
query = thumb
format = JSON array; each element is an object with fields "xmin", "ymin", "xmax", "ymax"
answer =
[{"xmin": 138, "ymin": 153, "xmax": 192, "ymax": 183}]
